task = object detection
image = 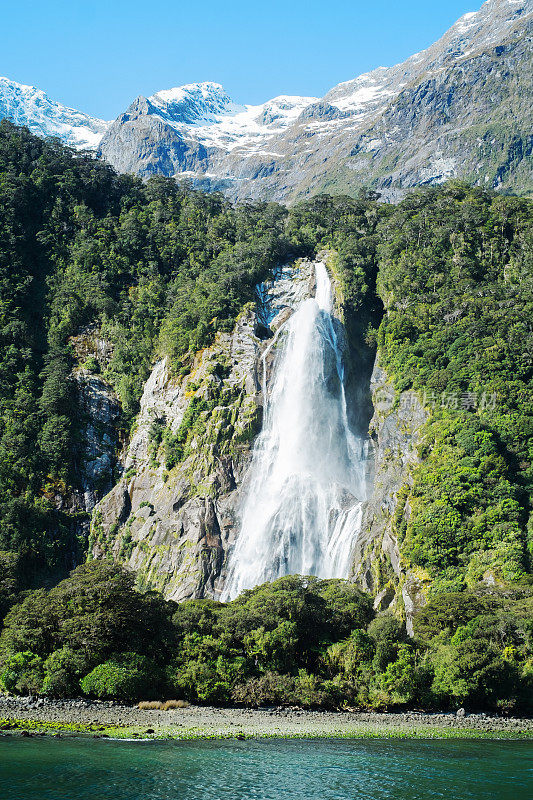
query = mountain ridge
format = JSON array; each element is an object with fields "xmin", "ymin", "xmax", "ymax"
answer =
[
  {"xmin": 0, "ymin": 77, "xmax": 108, "ymax": 150},
  {"xmin": 97, "ymin": 0, "xmax": 532, "ymax": 200},
  {"xmin": 1, "ymin": 0, "xmax": 531, "ymax": 200}
]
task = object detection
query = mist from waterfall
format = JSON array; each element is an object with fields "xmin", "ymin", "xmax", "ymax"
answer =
[{"xmin": 222, "ymin": 262, "xmax": 367, "ymax": 601}]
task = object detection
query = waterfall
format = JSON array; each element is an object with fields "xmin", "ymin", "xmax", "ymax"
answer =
[{"xmin": 222, "ymin": 262, "xmax": 367, "ymax": 601}]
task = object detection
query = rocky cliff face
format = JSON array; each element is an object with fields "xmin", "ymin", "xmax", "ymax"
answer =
[
  {"xmin": 71, "ymin": 256, "xmax": 439, "ymax": 637},
  {"xmin": 96, "ymin": 86, "xmax": 314, "ymax": 181},
  {"xmin": 85, "ymin": 258, "xmax": 433, "ymax": 625},
  {"xmin": 90, "ymin": 262, "xmax": 316, "ymax": 601},
  {"xmin": 42, "ymin": 327, "xmax": 123, "ymax": 560},
  {"xmin": 351, "ymin": 358, "xmax": 429, "ymax": 635},
  {"xmin": 67, "ymin": 265, "xmax": 454, "ymax": 635}
]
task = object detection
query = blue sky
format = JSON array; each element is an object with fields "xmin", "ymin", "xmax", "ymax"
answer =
[{"xmin": 2, "ymin": 0, "xmax": 479, "ymax": 119}]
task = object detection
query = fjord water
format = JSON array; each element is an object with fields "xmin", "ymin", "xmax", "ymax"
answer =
[
  {"xmin": 223, "ymin": 263, "xmax": 367, "ymax": 599},
  {"xmin": 1, "ymin": 737, "xmax": 532, "ymax": 800}
]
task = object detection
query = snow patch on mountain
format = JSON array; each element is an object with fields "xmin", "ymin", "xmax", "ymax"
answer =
[
  {"xmin": 150, "ymin": 82, "xmax": 243, "ymax": 124},
  {"xmin": 324, "ymin": 0, "xmax": 531, "ymax": 115},
  {"xmin": 0, "ymin": 77, "xmax": 109, "ymax": 150},
  {"xmin": 146, "ymin": 82, "xmax": 317, "ymax": 152},
  {"xmin": 455, "ymin": 11, "xmax": 480, "ymax": 33}
]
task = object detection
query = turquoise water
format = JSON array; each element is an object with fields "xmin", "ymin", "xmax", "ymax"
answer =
[{"xmin": 0, "ymin": 737, "xmax": 532, "ymax": 799}]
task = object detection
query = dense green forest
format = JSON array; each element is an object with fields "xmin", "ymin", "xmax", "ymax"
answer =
[
  {"xmin": 0, "ymin": 122, "xmax": 531, "ymax": 710},
  {"xmin": 1, "ymin": 563, "xmax": 531, "ymax": 713},
  {"xmin": 376, "ymin": 190, "xmax": 533, "ymax": 592}
]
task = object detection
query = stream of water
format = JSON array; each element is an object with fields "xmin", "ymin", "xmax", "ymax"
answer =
[{"xmin": 223, "ymin": 262, "xmax": 367, "ymax": 600}]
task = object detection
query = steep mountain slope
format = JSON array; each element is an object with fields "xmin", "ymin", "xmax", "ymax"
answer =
[
  {"xmin": 297, "ymin": 0, "xmax": 533, "ymax": 201},
  {"xmin": 96, "ymin": 82, "xmax": 316, "ymax": 178},
  {"xmin": 1, "ymin": 1, "xmax": 530, "ymax": 198},
  {"xmin": 0, "ymin": 77, "xmax": 108, "ymax": 150},
  {"xmin": 98, "ymin": 0, "xmax": 532, "ymax": 200}
]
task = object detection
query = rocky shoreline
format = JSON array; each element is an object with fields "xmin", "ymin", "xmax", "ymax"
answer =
[{"xmin": 1, "ymin": 696, "xmax": 531, "ymax": 739}]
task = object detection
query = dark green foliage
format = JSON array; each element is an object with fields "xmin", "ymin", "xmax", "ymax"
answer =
[
  {"xmin": 80, "ymin": 654, "xmax": 161, "ymax": 701},
  {"xmin": 164, "ymin": 575, "xmax": 384, "ymax": 707},
  {"xmin": 420, "ymin": 590, "xmax": 533, "ymax": 713},
  {"xmin": 231, "ymin": 671, "xmax": 297, "ymax": 706},
  {"xmin": 368, "ymin": 614, "xmax": 408, "ymax": 672},
  {"xmin": 0, "ymin": 562, "xmax": 175, "ymax": 697},
  {"xmin": 0, "ymin": 551, "xmax": 20, "ymax": 621},
  {"xmin": 167, "ymin": 577, "xmax": 532, "ymax": 711},
  {"xmin": 0, "ymin": 565, "xmax": 531, "ymax": 710},
  {"xmin": 0, "ymin": 651, "xmax": 44, "ymax": 695},
  {"xmin": 41, "ymin": 647, "xmax": 89, "ymax": 698},
  {"xmin": 413, "ymin": 592, "xmax": 489, "ymax": 641},
  {"xmin": 375, "ymin": 184, "xmax": 532, "ymax": 590}
]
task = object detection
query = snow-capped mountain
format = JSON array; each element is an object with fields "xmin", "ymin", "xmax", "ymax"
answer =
[
  {"xmin": 98, "ymin": 0, "xmax": 532, "ymax": 200},
  {"xmin": 94, "ymin": 81, "xmax": 320, "ymax": 179},
  {"xmin": 324, "ymin": 0, "xmax": 528, "ymax": 112},
  {"xmin": 1, "ymin": 0, "xmax": 531, "ymax": 199},
  {"xmin": 147, "ymin": 82, "xmax": 317, "ymax": 152},
  {"xmin": 0, "ymin": 77, "xmax": 108, "ymax": 150}
]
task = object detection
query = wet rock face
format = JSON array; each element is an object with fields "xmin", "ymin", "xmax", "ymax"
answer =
[
  {"xmin": 74, "ymin": 372, "xmax": 121, "ymax": 512},
  {"xmin": 351, "ymin": 358, "xmax": 429, "ymax": 631},
  {"xmin": 90, "ymin": 262, "xmax": 316, "ymax": 602},
  {"xmin": 69, "ymin": 326, "xmax": 121, "ymax": 515}
]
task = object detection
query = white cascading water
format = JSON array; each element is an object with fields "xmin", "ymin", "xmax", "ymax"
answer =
[{"xmin": 222, "ymin": 262, "xmax": 367, "ymax": 600}]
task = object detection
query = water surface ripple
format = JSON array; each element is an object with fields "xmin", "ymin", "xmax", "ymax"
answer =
[{"xmin": 1, "ymin": 737, "xmax": 532, "ymax": 800}]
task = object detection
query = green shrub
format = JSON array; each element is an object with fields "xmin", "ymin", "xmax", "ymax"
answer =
[
  {"xmin": 0, "ymin": 651, "xmax": 44, "ymax": 695},
  {"xmin": 231, "ymin": 672, "xmax": 296, "ymax": 707},
  {"xmin": 80, "ymin": 653, "xmax": 161, "ymax": 700},
  {"xmin": 83, "ymin": 355, "xmax": 100, "ymax": 373},
  {"xmin": 170, "ymin": 659, "xmax": 232, "ymax": 703},
  {"xmin": 41, "ymin": 647, "xmax": 89, "ymax": 698},
  {"xmin": 377, "ymin": 643, "xmax": 431, "ymax": 706},
  {"xmin": 324, "ymin": 629, "xmax": 374, "ymax": 677},
  {"xmin": 368, "ymin": 614, "xmax": 407, "ymax": 672}
]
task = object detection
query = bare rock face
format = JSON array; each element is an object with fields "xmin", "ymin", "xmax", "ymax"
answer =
[
  {"xmin": 97, "ymin": 96, "xmax": 212, "ymax": 177},
  {"xmin": 39, "ymin": 324, "xmax": 122, "ymax": 560},
  {"xmin": 90, "ymin": 261, "xmax": 315, "ymax": 601},
  {"xmin": 69, "ymin": 326, "xmax": 121, "ymax": 514},
  {"xmin": 90, "ymin": 320, "xmax": 259, "ymax": 601},
  {"xmin": 331, "ymin": 11, "xmax": 533, "ymax": 201},
  {"xmin": 74, "ymin": 372, "xmax": 121, "ymax": 512},
  {"xmin": 351, "ymin": 357, "xmax": 429, "ymax": 633}
]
